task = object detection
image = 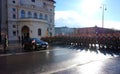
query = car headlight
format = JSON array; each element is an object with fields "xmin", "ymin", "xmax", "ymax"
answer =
[
  {"xmin": 45, "ymin": 42, "xmax": 48, "ymax": 45},
  {"xmin": 36, "ymin": 44, "xmax": 40, "ymax": 45}
]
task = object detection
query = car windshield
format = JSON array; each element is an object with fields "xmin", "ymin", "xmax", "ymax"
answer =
[{"xmin": 32, "ymin": 38, "xmax": 43, "ymax": 43}]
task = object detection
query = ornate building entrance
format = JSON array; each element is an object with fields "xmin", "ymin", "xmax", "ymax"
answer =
[{"xmin": 21, "ymin": 26, "xmax": 30, "ymax": 38}]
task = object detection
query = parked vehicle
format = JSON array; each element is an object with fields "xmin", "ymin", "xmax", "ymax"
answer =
[{"xmin": 23, "ymin": 38, "xmax": 48, "ymax": 50}]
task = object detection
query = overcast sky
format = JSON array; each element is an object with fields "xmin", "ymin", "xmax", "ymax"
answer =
[{"xmin": 55, "ymin": 0, "xmax": 120, "ymax": 30}]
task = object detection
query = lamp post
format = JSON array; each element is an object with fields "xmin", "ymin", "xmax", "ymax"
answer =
[{"xmin": 100, "ymin": 4, "xmax": 107, "ymax": 28}]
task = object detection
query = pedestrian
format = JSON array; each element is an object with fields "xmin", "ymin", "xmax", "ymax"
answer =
[
  {"xmin": 18, "ymin": 36, "xmax": 21, "ymax": 43},
  {"xmin": 3, "ymin": 35, "xmax": 8, "ymax": 53},
  {"xmin": 21, "ymin": 36, "xmax": 24, "ymax": 47}
]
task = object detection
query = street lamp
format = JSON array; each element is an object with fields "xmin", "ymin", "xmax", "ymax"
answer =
[{"xmin": 100, "ymin": 4, "xmax": 107, "ymax": 28}]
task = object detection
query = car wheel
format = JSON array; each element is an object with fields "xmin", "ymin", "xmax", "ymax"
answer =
[{"xmin": 43, "ymin": 45, "xmax": 48, "ymax": 50}]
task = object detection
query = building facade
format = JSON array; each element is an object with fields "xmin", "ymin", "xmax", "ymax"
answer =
[
  {"xmin": 55, "ymin": 26, "xmax": 120, "ymax": 37},
  {"xmin": 55, "ymin": 27, "xmax": 75, "ymax": 36},
  {"xmin": 0, "ymin": 0, "xmax": 55, "ymax": 42},
  {"xmin": 75, "ymin": 26, "xmax": 120, "ymax": 37}
]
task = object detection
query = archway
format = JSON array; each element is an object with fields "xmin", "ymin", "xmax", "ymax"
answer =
[{"xmin": 21, "ymin": 26, "xmax": 30, "ymax": 38}]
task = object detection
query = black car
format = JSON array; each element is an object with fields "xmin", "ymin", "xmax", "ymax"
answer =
[{"xmin": 23, "ymin": 38, "xmax": 48, "ymax": 50}]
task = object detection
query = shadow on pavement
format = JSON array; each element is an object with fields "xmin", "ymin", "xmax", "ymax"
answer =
[
  {"xmin": 65, "ymin": 45, "xmax": 120, "ymax": 56},
  {"xmin": 0, "ymin": 42, "xmax": 120, "ymax": 57}
]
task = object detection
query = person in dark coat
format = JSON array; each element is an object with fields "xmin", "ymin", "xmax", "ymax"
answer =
[
  {"xmin": 3, "ymin": 35, "xmax": 8, "ymax": 53},
  {"xmin": 18, "ymin": 36, "xmax": 21, "ymax": 43}
]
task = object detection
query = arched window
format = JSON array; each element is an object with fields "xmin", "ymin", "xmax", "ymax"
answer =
[
  {"xmin": 34, "ymin": 12, "xmax": 37, "ymax": 18},
  {"xmin": 39, "ymin": 13, "xmax": 43, "ymax": 19},
  {"xmin": 28, "ymin": 11, "xmax": 32, "ymax": 18},
  {"xmin": 21, "ymin": 10, "xmax": 25, "ymax": 18},
  {"xmin": 45, "ymin": 14, "xmax": 48, "ymax": 20},
  {"xmin": 38, "ymin": 28, "xmax": 41, "ymax": 36}
]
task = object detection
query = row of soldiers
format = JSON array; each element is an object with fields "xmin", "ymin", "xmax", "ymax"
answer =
[{"xmin": 42, "ymin": 36, "xmax": 120, "ymax": 49}]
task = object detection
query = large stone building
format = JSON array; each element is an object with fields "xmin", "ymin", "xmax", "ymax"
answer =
[
  {"xmin": 75, "ymin": 26, "xmax": 120, "ymax": 37},
  {"xmin": 55, "ymin": 26, "xmax": 120, "ymax": 37},
  {"xmin": 55, "ymin": 27, "xmax": 75, "ymax": 36},
  {"xmin": 0, "ymin": 0, "xmax": 55, "ymax": 42}
]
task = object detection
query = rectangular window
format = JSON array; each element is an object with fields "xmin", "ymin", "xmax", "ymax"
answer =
[
  {"xmin": 50, "ymin": 9, "xmax": 52, "ymax": 11},
  {"xmin": 13, "ymin": 14, "xmax": 16, "ymax": 19},
  {"xmin": 12, "ymin": 8, "xmax": 16, "ymax": 12},
  {"xmin": 13, "ymin": 31, "xmax": 16, "ymax": 36},
  {"xmin": 31, "ymin": 0, "xmax": 35, "ymax": 2},
  {"xmin": 13, "ymin": 25, "xmax": 16, "ymax": 28},
  {"xmin": 38, "ymin": 29, "xmax": 41, "ymax": 36}
]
